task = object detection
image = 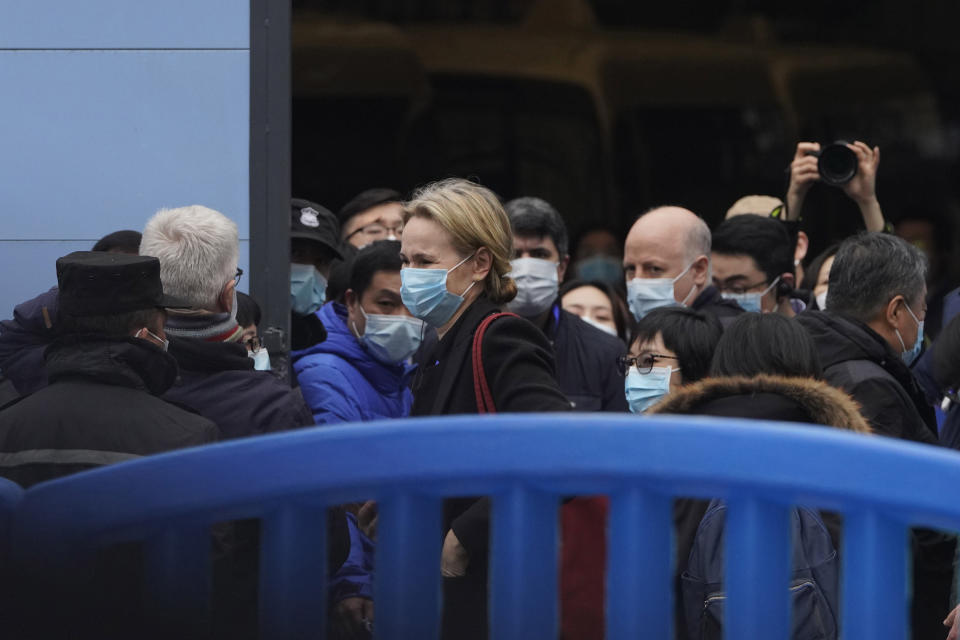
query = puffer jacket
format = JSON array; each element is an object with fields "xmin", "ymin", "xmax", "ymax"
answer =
[
  {"xmin": 560, "ymin": 375, "xmax": 869, "ymax": 640},
  {"xmin": 292, "ymin": 303, "xmax": 414, "ymax": 425}
]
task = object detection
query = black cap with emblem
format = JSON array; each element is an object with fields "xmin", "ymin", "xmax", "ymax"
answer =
[
  {"xmin": 290, "ymin": 198, "xmax": 343, "ymax": 260},
  {"xmin": 56, "ymin": 251, "xmax": 191, "ymax": 317}
]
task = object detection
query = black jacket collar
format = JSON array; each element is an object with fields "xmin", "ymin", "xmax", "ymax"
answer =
[
  {"xmin": 168, "ymin": 336, "xmax": 254, "ymax": 374},
  {"xmin": 45, "ymin": 335, "xmax": 179, "ymax": 396}
]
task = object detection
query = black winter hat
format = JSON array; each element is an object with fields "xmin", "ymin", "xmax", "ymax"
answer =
[{"xmin": 56, "ymin": 251, "xmax": 189, "ymax": 317}]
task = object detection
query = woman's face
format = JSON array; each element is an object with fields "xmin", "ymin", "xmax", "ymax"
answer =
[
  {"xmin": 628, "ymin": 331, "xmax": 684, "ymax": 394},
  {"xmin": 813, "ymin": 255, "xmax": 835, "ymax": 298},
  {"xmin": 561, "ymin": 285, "xmax": 617, "ymax": 335},
  {"xmin": 400, "ymin": 216, "xmax": 475, "ymax": 297}
]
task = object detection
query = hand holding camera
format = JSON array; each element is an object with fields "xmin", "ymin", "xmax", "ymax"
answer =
[{"xmin": 786, "ymin": 140, "xmax": 884, "ymax": 232}]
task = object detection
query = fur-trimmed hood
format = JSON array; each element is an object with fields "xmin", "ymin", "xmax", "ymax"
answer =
[{"xmin": 649, "ymin": 374, "xmax": 871, "ymax": 434}]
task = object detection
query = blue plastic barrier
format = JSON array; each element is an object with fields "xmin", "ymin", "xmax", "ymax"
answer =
[
  {"xmin": 0, "ymin": 477, "xmax": 24, "ymax": 564},
  {"xmin": 8, "ymin": 413, "xmax": 960, "ymax": 639}
]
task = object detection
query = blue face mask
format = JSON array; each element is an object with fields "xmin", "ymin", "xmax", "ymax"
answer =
[
  {"xmin": 624, "ymin": 365, "xmax": 678, "ymax": 414},
  {"xmin": 354, "ymin": 306, "xmax": 425, "ymax": 365},
  {"xmin": 291, "ymin": 263, "xmax": 327, "ymax": 316},
  {"xmin": 248, "ymin": 347, "xmax": 271, "ymax": 371},
  {"xmin": 721, "ymin": 276, "xmax": 781, "ymax": 314},
  {"xmin": 895, "ymin": 302, "xmax": 924, "ymax": 366},
  {"xmin": 626, "ymin": 263, "xmax": 696, "ymax": 322},
  {"xmin": 575, "ymin": 256, "xmax": 623, "ymax": 284},
  {"xmin": 400, "ymin": 254, "xmax": 476, "ymax": 327}
]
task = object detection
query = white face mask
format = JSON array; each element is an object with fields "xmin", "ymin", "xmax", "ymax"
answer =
[
  {"xmin": 248, "ymin": 348, "xmax": 271, "ymax": 371},
  {"xmin": 507, "ymin": 257, "xmax": 559, "ymax": 317},
  {"xmin": 815, "ymin": 290, "xmax": 828, "ymax": 311},
  {"xmin": 626, "ymin": 263, "xmax": 697, "ymax": 321},
  {"xmin": 580, "ymin": 315, "xmax": 618, "ymax": 337}
]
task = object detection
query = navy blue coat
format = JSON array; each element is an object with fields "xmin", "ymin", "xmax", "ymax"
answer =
[
  {"xmin": 164, "ymin": 337, "xmax": 314, "ymax": 439},
  {"xmin": 292, "ymin": 303, "xmax": 414, "ymax": 425},
  {"xmin": 0, "ymin": 287, "xmax": 59, "ymax": 396}
]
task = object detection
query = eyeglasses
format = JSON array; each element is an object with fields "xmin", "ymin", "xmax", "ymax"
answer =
[
  {"xmin": 617, "ymin": 353, "xmax": 679, "ymax": 375},
  {"xmin": 346, "ymin": 221, "xmax": 404, "ymax": 242},
  {"xmin": 233, "ymin": 268, "xmax": 243, "ymax": 288},
  {"xmin": 716, "ymin": 279, "xmax": 769, "ymax": 295}
]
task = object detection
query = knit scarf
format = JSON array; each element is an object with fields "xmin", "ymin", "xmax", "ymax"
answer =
[{"xmin": 164, "ymin": 307, "xmax": 243, "ymax": 343}]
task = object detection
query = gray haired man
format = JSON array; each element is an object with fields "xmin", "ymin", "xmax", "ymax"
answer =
[{"xmin": 797, "ymin": 232, "xmax": 951, "ymax": 639}]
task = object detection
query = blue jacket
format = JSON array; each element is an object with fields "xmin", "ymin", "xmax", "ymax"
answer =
[{"xmin": 292, "ymin": 303, "xmax": 415, "ymax": 425}]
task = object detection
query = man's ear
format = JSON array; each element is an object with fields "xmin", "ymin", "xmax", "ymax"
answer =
[
  {"xmin": 218, "ymin": 280, "xmax": 236, "ymax": 314},
  {"xmin": 557, "ymin": 254, "xmax": 571, "ymax": 283},
  {"xmin": 344, "ymin": 288, "xmax": 358, "ymax": 310},
  {"xmin": 794, "ymin": 231, "xmax": 810, "ymax": 266},
  {"xmin": 884, "ymin": 295, "xmax": 906, "ymax": 330},
  {"xmin": 473, "ymin": 247, "xmax": 493, "ymax": 282},
  {"xmin": 690, "ymin": 255, "xmax": 710, "ymax": 286}
]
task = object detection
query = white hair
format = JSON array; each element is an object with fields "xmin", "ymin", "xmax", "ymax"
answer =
[{"xmin": 140, "ymin": 205, "xmax": 238, "ymax": 310}]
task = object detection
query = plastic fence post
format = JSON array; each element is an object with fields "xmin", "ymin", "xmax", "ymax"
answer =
[
  {"xmin": 724, "ymin": 496, "xmax": 791, "ymax": 640},
  {"xmin": 144, "ymin": 523, "xmax": 212, "ymax": 635},
  {"xmin": 259, "ymin": 504, "xmax": 329, "ymax": 639},
  {"xmin": 489, "ymin": 485, "xmax": 559, "ymax": 640},
  {"xmin": 375, "ymin": 492, "xmax": 443, "ymax": 640},
  {"xmin": 606, "ymin": 487, "xmax": 672, "ymax": 640},
  {"xmin": 842, "ymin": 510, "xmax": 908, "ymax": 640}
]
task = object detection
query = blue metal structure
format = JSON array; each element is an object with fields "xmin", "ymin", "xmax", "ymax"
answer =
[
  {"xmin": 0, "ymin": 0, "xmax": 251, "ymax": 318},
  {"xmin": 7, "ymin": 413, "xmax": 960, "ymax": 639}
]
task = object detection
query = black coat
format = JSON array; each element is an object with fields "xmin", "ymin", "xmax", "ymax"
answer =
[
  {"xmin": 796, "ymin": 311, "xmax": 938, "ymax": 445},
  {"xmin": 539, "ymin": 303, "xmax": 628, "ymax": 413},
  {"xmin": 650, "ymin": 375, "xmax": 872, "ymax": 639},
  {"xmin": 412, "ymin": 294, "xmax": 570, "ymax": 640},
  {"xmin": 0, "ymin": 337, "xmax": 218, "ymax": 488},
  {"xmin": 412, "ymin": 294, "xmax": 571, "ymax": 417},
  {"xmin": 796, "ymin": 311, "xmax": 952, "ymax": 638},
  {"xmin": 691, "ymin": 284, "xmax": 744, "ymax": 327},
  {"xmin": 164, "ymin": 337, "xmax": 315, "ymax": 440}
]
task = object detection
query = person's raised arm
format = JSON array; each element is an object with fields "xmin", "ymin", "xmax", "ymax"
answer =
[
  {"xmin": 785, "ymin": 142, "xmax": 822, "ymax": 222},
  {"xmin": 842, "ymin": 141, "xmax": 884, "ymax": 232}
]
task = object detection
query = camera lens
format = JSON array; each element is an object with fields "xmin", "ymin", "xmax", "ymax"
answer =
[{"xmin": 817, "ymin": 142, "xmax": 858, "ymax": 186}]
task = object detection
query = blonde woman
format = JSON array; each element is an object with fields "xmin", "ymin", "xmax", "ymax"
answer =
[{"xmin": 400, "ymin": 178, "xmax": 570, "ymax": 639}]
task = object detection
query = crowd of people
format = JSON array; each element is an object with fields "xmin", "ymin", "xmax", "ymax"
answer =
[{"xmin": 0, "ymin": 140, "xmax": 959, "ymax": 639}]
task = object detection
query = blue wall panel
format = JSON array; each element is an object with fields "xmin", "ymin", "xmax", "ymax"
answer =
[
  {"xmin": 0, "ymin": 240, "xmax": 252, "ymax": 321},
  {"xmin": 0, "ymin": 1, "xmax": 251, "ymax": 321},
  {"xmin": 0, "ymin": 51, "xmax": 249, "ymax": 240},
  {"xmin": 0, "ymin": 0, "xmax": 249, "ymax": 50}
]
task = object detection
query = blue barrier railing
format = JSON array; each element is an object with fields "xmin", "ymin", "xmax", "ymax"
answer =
[
  {"xmin": 7, "ymin": 413, "xmax": 960, "ymax": 639},
  {"xmin": 0, "ymin": 476, "xmax": 23, "ymax": 564}
]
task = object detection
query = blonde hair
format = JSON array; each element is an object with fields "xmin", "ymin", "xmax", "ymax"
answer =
[{"xmin": 404, "ymin": 179, "xmax": 517, "ymax": 304}]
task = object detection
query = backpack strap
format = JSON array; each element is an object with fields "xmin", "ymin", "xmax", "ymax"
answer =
[{"xmin": 472, "ymin": 312, "xmax": 519, "ymax": 414}]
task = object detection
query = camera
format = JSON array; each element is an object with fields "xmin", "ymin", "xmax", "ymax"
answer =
[{"xmin": 805, "ymin": 141, "xmax": 858, "ymax": 186}]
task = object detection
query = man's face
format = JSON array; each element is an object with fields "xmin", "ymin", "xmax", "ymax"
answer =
[
  {"xmin": 512, "ymin": 234, "xmax": 568, "ymax": 283},
  {"xmin": 291, "ymin": 240, "xmax": 334, "ymax": 278},
  {"xmin": 711, "ymin": 253, "xmax": 778, "ymax": 313},
  {"xmin": 623, "ymin": 222, "xmax": 705, "ymax": 305},
  {"xmin": 343, "ymin": 203, "xmax": 405, "ymax": 248},
  {"xmin": 346, "ymin": 270, "xmax": 412, "ymax": 335}
]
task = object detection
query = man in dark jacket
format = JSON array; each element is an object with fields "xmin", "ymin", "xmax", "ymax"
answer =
[
  {"xmin": 0, "ymin": 229, "xmax": 142, "ymax": 397},
  {"xmin": 0, "ymin": 251, "xmax": 218, "ymax": 488},
  {"xmin": 505, "ymin": 197, "xmax": 628, "ymax": 412},
  {"xmin": 623, "ymin": 206, "xmax": 743, "ymax": 327},
  {"xmin": 796, "ymin": 232, "xmax": 952, "ymax": 639},
  {"xmin": 139, "ymin": 205, "xmax": 314, "ymax": 437}
]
